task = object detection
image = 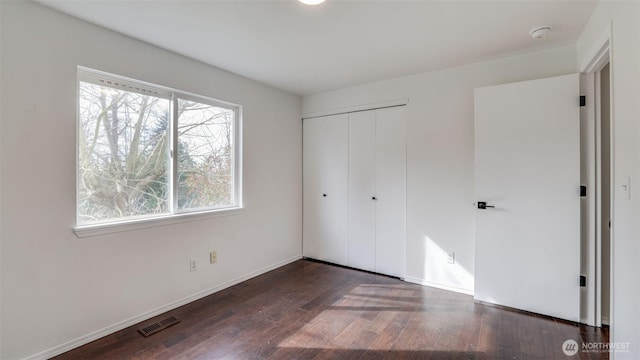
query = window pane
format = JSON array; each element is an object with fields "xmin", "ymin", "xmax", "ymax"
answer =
[
  {"xmin": 177, "ymin": 98, "xmax": 235, "ymax": 210},
  {"xmin": 78, "ymin": 81, "xmax": 171, "ymax": 224}
]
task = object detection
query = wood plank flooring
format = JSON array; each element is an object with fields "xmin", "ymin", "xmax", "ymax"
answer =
[{"xmin": 53, "ymin": 260, "xmax": 609, "ymax": 360}]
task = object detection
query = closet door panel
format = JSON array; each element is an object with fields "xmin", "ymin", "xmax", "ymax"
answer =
[
  {"xmin": 321, "ymin": 114, "xmax": 349, "ymax": 265},
  {"xmin": 302, "ymin": 117, "xmax": 324, "ymax": 260},
  {"xmin": 348, "ymin": 111, "xmax": 376, "ymax": 271},
  {"xmin": 375, "ymin": 107, "xmax": 406, "ymax": 277}
]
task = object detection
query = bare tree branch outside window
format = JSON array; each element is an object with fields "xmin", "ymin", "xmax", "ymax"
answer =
[{"xmin": 77, "ymin": 73, "xmax": 240, "ymax": 226}]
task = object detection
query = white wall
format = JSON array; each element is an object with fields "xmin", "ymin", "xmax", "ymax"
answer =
[
  {"xmin": 303, "ymin": 45, "xmax": 577, "ymax": 295},
  {"xmin": 577, "ymin": 2, "xmax": 640, "ymax": 358},
  {"xmin": 0, "ymin": 2, "xmax": 302, "ymax": 359}
]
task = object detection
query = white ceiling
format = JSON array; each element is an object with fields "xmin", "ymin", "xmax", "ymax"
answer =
[{"xmin": 36, "ymin": 0, "xmax": 597, "ymax": 96}]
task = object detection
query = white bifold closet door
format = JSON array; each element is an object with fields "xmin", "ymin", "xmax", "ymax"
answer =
[
  {"xmin": 375, "ymin": 107, "xmax": 407, "ymax": 277},
  {"xmin": 348, "ymin": 107, "xmax": 406, "ymax": 278},
  {"xmin": 303, "ymin": 114, "xmax": 349, "ymax": 266},
  {"xmin": 348, "ymin": 111, "xmax": 377, "ymax": 271}
]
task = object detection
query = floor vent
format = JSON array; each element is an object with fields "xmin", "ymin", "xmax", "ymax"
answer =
[{"xmin": 137, "ymin": 316, "xmax": 180, "ymax": 337}]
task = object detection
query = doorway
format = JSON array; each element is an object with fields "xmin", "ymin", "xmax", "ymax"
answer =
[
  {"xmin": 579, "ymin": 33, "xmax": 612, "ymax": 328},
  {"xmin": 597, "ymin": 62, "xmax": 611, "ymax": 326}
]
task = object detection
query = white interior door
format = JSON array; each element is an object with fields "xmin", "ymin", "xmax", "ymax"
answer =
[
  {"xmin": 348, "ymin": 110, "xmax": 377, "ymax": 271},
  {"xmin": 375, "ymin": 106, "xmax": 406, "ymax": 278},
  {"xmin": 303, "ymin": 117, "xmax": 324, "ymax": 261},
  {"xmin": 303, "ymin": 114, "xmax": 348, "ymax": 265},
  {"xmin": 321, "ymin": 114, "xmax": 349, "ymax": 265},
  {"xmin": 474, "ymin": 74, "xmax": 580, "ymax": 322}
]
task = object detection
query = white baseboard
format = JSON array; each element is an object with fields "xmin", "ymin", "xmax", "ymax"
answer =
[
  {"xmin": 404, "ymin": 276, "xmax": 474, "ymax": 296},
  {"xmin": 23, "ymin": 254, "xmax": 303, "ymax": 360}
]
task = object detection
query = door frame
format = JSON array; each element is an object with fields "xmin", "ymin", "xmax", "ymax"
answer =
[{"xmin": 579, "ymin": 26, "xmax": 612, "ymax": 328}]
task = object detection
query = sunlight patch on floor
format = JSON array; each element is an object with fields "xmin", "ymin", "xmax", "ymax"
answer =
[{"xmin": 277, "ymin": 283, "xmax": 494, "ymax": 352}]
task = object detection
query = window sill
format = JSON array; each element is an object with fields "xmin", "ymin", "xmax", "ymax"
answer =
[{"xmin": 73, "ymin": 207, "xmax": 244, "ymax": 238}]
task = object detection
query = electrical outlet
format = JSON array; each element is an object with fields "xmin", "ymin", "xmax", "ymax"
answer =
[
  {"xmin": 210, "ymin": 251, "xmax": 217, "ymax": 264},
  {"xmin": 190, "ymin": 258, "xmax": 197, "ymax": 272},
  {"xmin": 447, "ymin": 252, "xmax": 455, "ymax": 264}
]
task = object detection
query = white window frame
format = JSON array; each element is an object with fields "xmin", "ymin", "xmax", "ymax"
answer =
[{"xmin": 74, "ymin": 67, "xmax": 243, "ymax": 238}]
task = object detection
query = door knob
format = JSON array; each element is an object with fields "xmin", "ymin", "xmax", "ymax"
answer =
[
  {"xmin": 477, "ymin": 201, "xmax": 495, "ymax": 209},
  {"xmin": 323, "ymin": 194, "xmax": 327, "ymax": 197},
  {"xmin": 372, "ymin": 197, "xmax": 377, "ymax": 200}
]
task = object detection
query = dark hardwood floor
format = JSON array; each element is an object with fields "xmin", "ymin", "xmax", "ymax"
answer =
[{"xmin": 53, "ymin": 260, "xmax": 609, "ymax": 360}]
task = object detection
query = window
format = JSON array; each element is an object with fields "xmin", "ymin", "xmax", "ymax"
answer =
[{"xmin": 76, "ymin": 68, "xmax": 242, "ymax": 231}]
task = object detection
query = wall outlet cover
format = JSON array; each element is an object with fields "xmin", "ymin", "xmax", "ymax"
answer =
[{"xmin": 447, "ymin": 252, "xmax": 455, "ymax": 264}]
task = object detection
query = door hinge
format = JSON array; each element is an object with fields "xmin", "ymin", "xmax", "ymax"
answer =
[
  {"xmin": 580, "ymin": 96, "xmax": 586, "ymax": 107},
  {"xmin": 580, "ymin": 185, "xmax": 587, "ymax": 197},
  {"xmin": 580, "ymin": 275, "xmax": 586, "ymax": 287}
]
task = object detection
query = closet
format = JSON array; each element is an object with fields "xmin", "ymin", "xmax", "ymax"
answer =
[{"xmin": 303, "ymin": 106, "xmax": 406, "ymax": 278}]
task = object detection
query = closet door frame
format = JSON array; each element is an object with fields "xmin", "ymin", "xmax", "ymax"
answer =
[{"xmin": 303, "ymin": 103, "xmax": 406, "ymax": 277}]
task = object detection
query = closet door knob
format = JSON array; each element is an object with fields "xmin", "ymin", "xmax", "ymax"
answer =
[
  {"xmin": 372, "ymin": 196, "xmax": 377, "ymax": 200},
  {"xmin": 323, "ymin": 194, "xmax": 327, "ymax": 197}
]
